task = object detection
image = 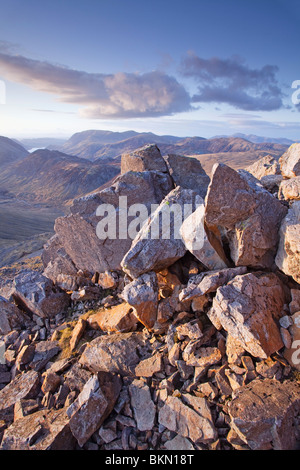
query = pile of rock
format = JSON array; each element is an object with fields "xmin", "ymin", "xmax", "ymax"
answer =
[{"xmin": 0, "ymin": 143, "xmax": 300, "ymax": 451}]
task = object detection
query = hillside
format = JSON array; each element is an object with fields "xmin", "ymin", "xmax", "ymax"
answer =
[
  {"xmin": 0, "ymin": 135, "xmax": 28, "ymax": 169},
  {"xmin": 0, "ymin": 149, "xmax": 120, "ymax": 206}
]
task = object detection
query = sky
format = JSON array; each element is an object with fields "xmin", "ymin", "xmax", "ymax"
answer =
[{"xmin": 0, "ymin": 0, "xmax": 299, "ymax": 140}]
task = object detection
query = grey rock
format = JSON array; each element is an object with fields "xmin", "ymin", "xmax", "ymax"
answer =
[
  {"xmin": 205, "ymin": 163, "xmax": 288, "ymax": 268},
  {"xmin": 121, "ymin": 187, "xmax": 198, "ymax": 278},
  {"xmin": 79, "ymin": 332, "xmax": 152, "ymax": 376},
  {"xmin": 158, "ymin": 394, "xmax": 217, "ymax": 444},
  {"xmin": 129, "ymin": 379, "xmax": 156, "ymax": 431},
  {"xmin": 0, "ymin": 370, "xmax": 40, "ymax": 421}
]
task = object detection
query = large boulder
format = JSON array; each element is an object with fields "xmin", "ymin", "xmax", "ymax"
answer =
[
  {"xmin": 163, "ymin": 154, "xmax": 210, "ymax": 198},
  {"xmin": 45, "ymin": 170, "xmax": 173, "ymax": 275},
  {"xmin": 246, "ymin": 154, "xmax": 281, "ymax": 179},
  {"xmin": 121, "ymin": 144, "xmax": 168, "ymax": 174},
  {"xmin": 204, "ymin": 164, "xmax": 288, "ymax": 268},
  {"xmin": 11, "ymin": 270, "xmax": 70, "ymax": 319},
  {"xmin": 121, "ymin": 187, "xmax": 198, "ymax": 278},
  {"xmin": 279, "ymin": 143, "xmax": 300, "ymax": 178},
  {"xmin": 275, "ymin": 201, "xmax": 300, "ymax": 283},
  {"xmin": 228, "ymin": 378, "xmax": 300, "ymax": 450},
  {"xmin": 208, "ymin": 272, "xmax": 285, "ymax": 358}
]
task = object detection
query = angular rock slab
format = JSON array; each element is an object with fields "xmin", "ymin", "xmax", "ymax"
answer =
[
  {"xmin": 121, "ymin": 187, "xmax": 198, "ymax": 278},
  {"xmin": 158, "ymin": 395, "xmax": 217, "ymax": 444},
  {"xmin": 0, "ymin": 370, "xmax": 40, "ymax": 421},
  {"xmin": 208, "ymin": 272, "xmax": 285, "ymax": 358},
  {"xmin": 228, "ymin": 378, "xmax": 300, "ymax": 450},
  {"xmin": 122, "ymin": 272, "xmax": 158, "ymax": 329},
  {"xmin": 163, "ymin": 153, "xmax": 210, "ymax": 199},
  {"xmin": 0, "ymin": 407, "xmax": 75, "ymax": 450},
  {"xmin": 204, "ymin": 163, "xmax": 288, "ymax": 268},
  {"xmin": 129, "ymin": 379, "xmax": 156, "ymax": 431},
  {"xmin": 67, "ymin": 372, "xmax": 121, "ymax": 447},
  {"xmin": 180, "ymin": 200, "xmax": 228, "ymax": 270},
  {"xmin": 121, "ymin": 144, "xmax": 168, "ymax": 174},
  {"xmin": 275, "ymin": 201, "xmax": 300, "ymax": 283},
  {"xmin": 279, "ymin": 143, "xmax": 300, "ymax": 178},
  {"xmin": 79, "ymin": 332, "xmax": 152, "ymax": 376},
  {"xmin": 11, "ymin": 270, "xmax": 70, "ymax": 319}
]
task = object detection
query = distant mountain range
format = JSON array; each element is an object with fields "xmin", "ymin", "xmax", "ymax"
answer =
[{"xmin": 46, "ymin": 129, "xmax": 288, "ymax": 165}]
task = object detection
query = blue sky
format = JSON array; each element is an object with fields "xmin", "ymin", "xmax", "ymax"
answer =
[{"xmin": 0, "ymin": 0, "xmax": 299, "ymax": 139}]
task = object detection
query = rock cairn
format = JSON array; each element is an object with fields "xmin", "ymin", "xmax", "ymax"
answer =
[{"xmin": 0, "ymin": 143, "xmax": 300, "ymax": 450}]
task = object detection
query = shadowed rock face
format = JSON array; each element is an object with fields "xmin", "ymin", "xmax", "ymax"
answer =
[{"xmin": 163, "ymin": 153, "xmax": 210, "ymax": 199}]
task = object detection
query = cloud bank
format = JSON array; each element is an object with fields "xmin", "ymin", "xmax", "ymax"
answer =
[
  {"xmin": 0, "ymin": 52, "xmax": 191, "ymax": 118},
  {"xmin": 180, "ymin": 53, "xmax": 284, "ymax": 111}
]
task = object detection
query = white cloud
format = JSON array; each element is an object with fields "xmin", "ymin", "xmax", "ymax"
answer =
[{"xmin": 0, "ymin": 51, "xmax": 191, "ymax": 118}]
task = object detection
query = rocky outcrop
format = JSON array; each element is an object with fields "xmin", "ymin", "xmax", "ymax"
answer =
[{"xmin": 0, "ymin": 142, "xmax": 299, "ymax": 451}]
